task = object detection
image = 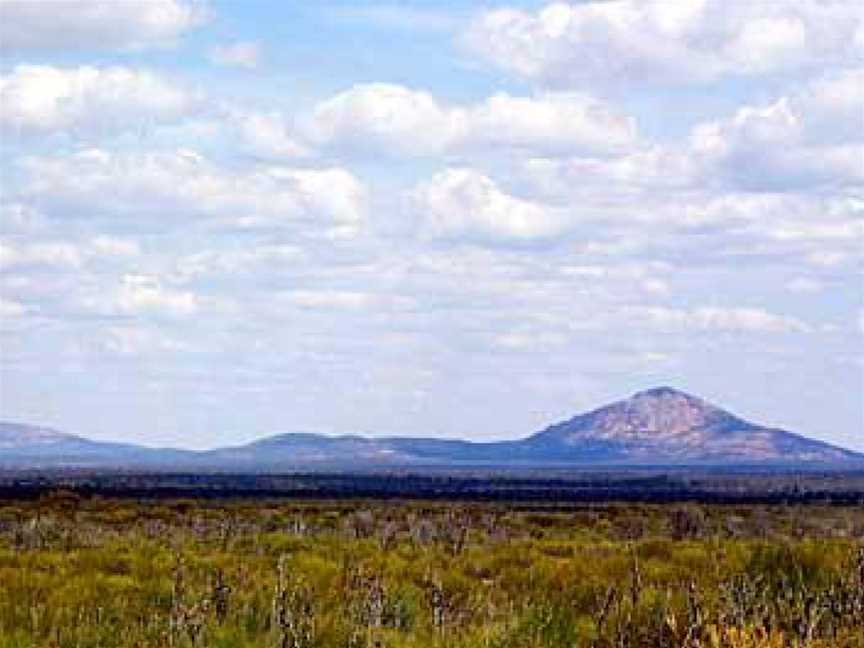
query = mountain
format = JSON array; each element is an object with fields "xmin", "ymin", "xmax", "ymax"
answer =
[
  {"xmin": 0, "ymin": 422, "xmax": 193, "ymax": 468},
  {"xmin": 200, "ymin": 433, "xmax": 518, "ymax": 469},
  {"xmin": 1, "ymin": 388, "xmax": 861, "ymax": 469},
  {"xmin": 520, "ymin": 387, "xmax": 860, "ymax": 464},
  {"xmin": 199, "ymin": 387, "xmax": 861, "ymax": 467}
]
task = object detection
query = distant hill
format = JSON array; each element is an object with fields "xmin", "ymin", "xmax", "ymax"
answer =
[
  {"xmin": 0, "ymin": 422, "xmax": 193, "ymax": 468},
  {"xmin": 1, "ymin": 387, "xmax": 861, "ymax": 469}
]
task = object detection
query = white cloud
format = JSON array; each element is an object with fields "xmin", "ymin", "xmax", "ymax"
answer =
[
  {"xmin": 305, "ymin": 83, "xmax": 457, "ymax": 156},
  {"xmin": 632, "ymin": 305, "xmax": 810, "ymax": 334},
  {"xmin": 304, "ymin": 83, "xmax": 637, "ymax": 157},
  {"xmin": 725, "ymin": 15, "xmax": 808, "ymax": 74},
  {"xmin": 0, "ymin": 202, "xmax": 46, "ymax": 233},
  {"xmin": 90, "ymin": 236, "xmax": 141, "ymax": 258},
  {"xmin": 0, "ymin": 237, "xmax": 141, "ymax": 272},
  {"xmin": 411, "ymin": 168, "xmax": 565, "ymax": 242},
  {"xmin": 516, "ymin": 168, "xmax": 863, "ymax": 265},
  {"xmin": 279, "ymin": 290, "xmax": 417, "ymax": 312},
  {"xmin": 227, "ymin": 109, "xmax": 310, "ymax": 158},
  {"xmin": 461, "ymin": 92, "xmax": 637, "ymax": 156},
  {"xmin": 805, "ymin": 250, "xmax": 850, "ymax": 267},
  {"xmin": 689, "ymin": 91, "xmax": 863, "ymax": 191},
  {"xmin": 209, "ymin": 41, "xmax": 261, "ymax": 69},
  {"xmin": 523, "ymin": 146, "xmax": 697, "ymax": 198},
  {"xmin": 510, "ymin": 68, "xmax": 863, "ymax": 267},
  {"xmin": 101, "ymin": 325, "xmax": 190, "ymax": 356},
  {"xmin": 464, "ymin": 1, "xmax": 863, "ymax": 86},
  {"xmin": 271, "ymin": 167, "xmax": 368, "ymax": 229},
  {"xmin": 173, "ymin": 245, "xmax": 304, "ymax": 281},
  {"xmin": 18, "ymin": 149, "xmax": 368, "ymax": 232},
  {"xmin": 559, "ymin": 262, "xmax": 672, "ymax": 297},
  {"xmin": 0, "ymin": 297, "xmax": 27, "ymax": 318},
  {"xmin": 0, "ymin": 241, "xmax": 84, "ymax": 270},
  {"xmin": 801, "ymin": 69, "xmax": 864, "ymax": 144},
  {"xmin": 523, "ymin": 68, "xmax": 863, "ymax": 199},
  {"xmin": 680, "ymin": 194, "xmax": 857, "ymax": 233},
  {"xmin": 0, "ymin": 65, "xmax": 201, "ymax": 138},
  {"xmin": 114, "ymin": 274, "xmax": 199, "ymax": 316},
  {"xmin": 492, "ymin": 329, "xmax": 569, "ymax": 352},
  {"xmin": 283, "ymin": 290, "xmax": 374, "ymax": 310},
  {"xmin": 0, "ymin": 0, "xmax": 206, "ymax": 51},
  {"xmin": 786, "ymin": 278, "xmax": 824, "ymax": 293}
]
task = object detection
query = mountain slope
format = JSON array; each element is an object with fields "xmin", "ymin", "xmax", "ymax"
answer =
[
  {"xmin": 0, "ymin": 422, "xmax": 194, "ymax": 468},
  {"xmin": 523, "ymin": 387, "xmax": 860, "ymax": 463},
  {"xmin": 200, "ymin": 433, "xmax": 524, "ymax": 468},
  {"xmin": 1, "ymin": 387, "xmax": 860, "ymax": 468}
]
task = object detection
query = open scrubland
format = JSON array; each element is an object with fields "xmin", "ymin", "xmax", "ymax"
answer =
[{"xmin": 0, "ymin": 494, "xmax": 862, "ymax": 647}]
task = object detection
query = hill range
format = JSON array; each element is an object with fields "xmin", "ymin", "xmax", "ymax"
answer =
[{"xmin": 1, "ymin": 387, "xmax": 861, "ymax": 470}]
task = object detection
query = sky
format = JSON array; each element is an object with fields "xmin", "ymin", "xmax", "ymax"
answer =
[{"xmin": 0, "ymin": 0, "xmax": 862, "ymax": 452}]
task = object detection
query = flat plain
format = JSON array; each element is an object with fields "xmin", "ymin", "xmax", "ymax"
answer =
[{"xmin": 0, "ymin": 475, "xmax": 862, "ymax": 647}]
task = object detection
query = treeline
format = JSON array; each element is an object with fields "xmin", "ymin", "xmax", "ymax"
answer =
[{"xmin": 1, "ymin": 469, "xmax": 863, "ymax": 504}]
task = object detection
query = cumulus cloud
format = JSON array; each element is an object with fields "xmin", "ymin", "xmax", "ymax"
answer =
[
  {"xmin": 0, "ymin": 0, "xmax": 206, "ymax": 51},
  {"xmin": 509, "ymin": 67, "xmax": 863, "ymax": 268},
  {"xmin": 89, "ymin": 236, "xmax": 141, "ymax": 258},
  {"xmin": 523, "ymin": 147, "xmax": 698, "ymax": 199},
  {"xmin": 0, "ymin": 203, "xmax": 46, "ymax": 233},
  {"xmin": 805, "ymin": 250, "xmax": 852, "ymax": 267},
  {"xmin": 461, "ymin": 92, "xmax": 637, "ymax": 155},
  {"xmin": 632, "ymin": 305, "xmax": 810, "ymax": 334},
  {"xmin": 0, "ymin": 65, "xmax": 201, "ymax": 138},
  {"xmin": 114, "ymin": 274, "xmax": 200, "ymax": 316},
  {"xmin": 786, "ymin": 278, "xmax": 825, "ymax": 293},
  {"xmin": 225, "ymin": 109, "xmax": 310, "ymax": 158},
  {"xmin": 801, "ymin": 69, "xmax": 864, "ymax": 144},
  {"xmin": 209, "ymin": 41, "xmax": 261, "ymax": 69},
  {"xmin": 677, "ymin": 194, "xmax": 862, "ymax": 237},
  {"xmin": 523, "ymin": 68, "xmax": 863, "ymax": 201},
  {"xmin": 0, "ymin": 241, "xmax": 85, "ymax": 270},
  {"xmin": 689, "ymin": 84, "xmax": 864, "ymax": 191},
  {"xmin": 0, "ymin": 230, "xmax": 211, "ymax": 324},
  {"xmin": 173, "ymin": 245, "xmax": 303, "ymax": 281},
  {"xmin": 0, "ymin": 297, "xmax": 27, "ymax": 318},
  {"xmin": 411, "ymin": 168, "xmax": 565, "ymax": 242},
  {"xmin": 0, "ymin": 236, "xmax": 141, "ymax": 273},
  {"xmin": 69, "ymin": 274, "xmax": 213, "ymax": 320},
  {"xmin": 518, "ymin": 165, "xmax": 864, "ymax": 265},
  {"xmin": 305, "ymin": 84, "xmax": 457, "ymax": 156},
  {"xmin": 17, "ymin": 148, "xmax": 368, "ymax": 232},
  {"xmin": 100, "ymin": 325, "xmax": 190, "ymax": 356},
  {"xmin": 303, "ymin": 83, "xmax": 637, "ymax": 157},
  {"xmin": 283, "ymin": 290, "xmax": 375, "ymax": 310},
  {"xmin": 491, "ymin": 329, "xmax": 570, "ymax": 352},
  {"xmin": 464, "ymin": 1, "xmax": 863, "ymax": 86}
]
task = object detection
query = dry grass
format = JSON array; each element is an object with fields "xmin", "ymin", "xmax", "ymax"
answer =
[{"xmin": 0, "ymin": 497, "xmax": 861, "ymax": 647}]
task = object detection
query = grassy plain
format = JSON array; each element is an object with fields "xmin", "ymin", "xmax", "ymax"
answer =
[{"xmin": 0, "ymin": 494, "xmax": 861, "ymax": 647}]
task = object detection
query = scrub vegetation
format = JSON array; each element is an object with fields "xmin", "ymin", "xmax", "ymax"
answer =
[{"xmin": 0, "ymin": 494, "xmax": 862, "ymax": 647}]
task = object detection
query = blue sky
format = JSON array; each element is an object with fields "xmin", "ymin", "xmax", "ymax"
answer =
[{"xmin": 1, "ymin": 0, "xmax": 862, "ymax": 451}]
